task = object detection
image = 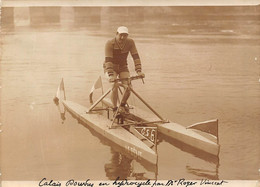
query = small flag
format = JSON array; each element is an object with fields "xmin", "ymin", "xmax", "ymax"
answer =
[
  {"xmin": 53, "ymin": 78, "xmax": 66, "ymax": 104},
  {"xmin": 187, "ymin": 119, "xmax": 218, "ymax": 138},
  {"xmin": 89, "ymin": 76, "xmax": 103, "ymax": 104}
]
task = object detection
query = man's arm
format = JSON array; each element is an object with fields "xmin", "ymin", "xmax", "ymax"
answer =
[
  {"xmin": 104, "ymin": 40, "xmax": 114, "ymax": 77},
  {"xmin": 130, "ymin": 39, "xmax": 142, "ymax": 73},
  {"xmin": 130, "ymin": 39, "xmax": 144, "ymax": 76}
]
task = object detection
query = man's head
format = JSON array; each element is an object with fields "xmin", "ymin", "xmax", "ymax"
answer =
[{"xmin": 116, "ymin": 26, "xmax": 129, "ymax": 43}]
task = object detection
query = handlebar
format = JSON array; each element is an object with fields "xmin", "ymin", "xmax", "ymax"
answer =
[{"xmin": 111, "ymin": 75, "xmax": 145, "ymax": 83}]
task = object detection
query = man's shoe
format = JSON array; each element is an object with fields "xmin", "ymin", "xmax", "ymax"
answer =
[
  {"xmin": 112, "ymin": 107, "xmax": 118, "ymax": 113},
  {"xmin": 118, "ymin": 105, "xmax": 129, "ymax": 114}
]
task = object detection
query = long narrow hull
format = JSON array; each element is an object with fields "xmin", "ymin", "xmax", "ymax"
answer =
[
  {"xmin": 158, "ymin": 123, "xmax": 219, "ymax": 155},
  {"xmin": 102, "ymin": 98, "xmax": 219, "ymax": 156},
  {"xmin": 62, "ymin": 100, "xmax": 157, "ymax": 165}
]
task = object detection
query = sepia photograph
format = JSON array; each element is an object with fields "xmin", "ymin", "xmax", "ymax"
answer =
[{"xmin": 0, "ymin": 0, "xmax": 259, "ymax": 186}]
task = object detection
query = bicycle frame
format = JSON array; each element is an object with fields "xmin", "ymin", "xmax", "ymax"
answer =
[{"xmin": 86, "ymin": 75, "xmax": 166, "ymax": 128}]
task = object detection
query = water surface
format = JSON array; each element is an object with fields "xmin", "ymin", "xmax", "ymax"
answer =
[{"xmin": 1, "ymin": 6, "xmax": 260, "ymax": 180}]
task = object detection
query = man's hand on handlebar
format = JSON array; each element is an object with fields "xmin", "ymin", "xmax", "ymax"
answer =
[
  {"xmin": 137, "ymin": 71, "xmax": 145, "ymax": 78},
  {"xmin": 109, "ymin": 75, "xmax": 116, "ymax": 83}
]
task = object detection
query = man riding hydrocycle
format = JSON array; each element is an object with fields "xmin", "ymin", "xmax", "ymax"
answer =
[{"xmin": 103, "ymin": 26, "xmax": 145, "ymax": 114}]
